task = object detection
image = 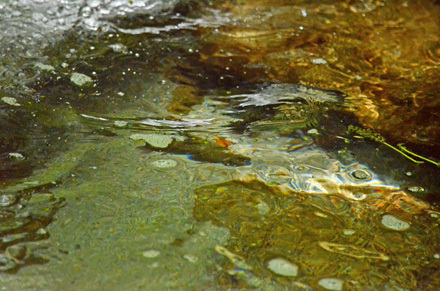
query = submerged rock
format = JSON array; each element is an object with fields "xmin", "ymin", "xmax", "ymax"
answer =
[
  {"xmin": 381, "ymin": 214, "xmax": 410, "ymax": 231},
  {"xmin": 130, "ymin": 133, "xmax": 173, "ymax": 149},
  {"xmin": 318, "ymin": 278, "xmax": 344, "ymax": 291},
  {"xmin": 34, "ymin": 62, "xmax": 55, "ymax": 72},
  {"xmin": 1, "ymin": 97, "xmax": 21, "ymax": 106},
  {"xmin": 194, "ymin": 0, "xmax": 440, "ymax": 151},
  {"xmin": 8, "ymin": 153, "xmax": 25, "ymax": 160},
  {"xmin": 139, "ymin": 134, "xmax": 251, "ymax": 166},
  {"xmin": 70, "ymin": 72, "xmax": 93, "ymax": 87},
  {"xmin": 142, "ymin": 250, "xmax": 160, "ymax": 258},
  {"xmin": 167, "ymin": 85, "xmax": 203, "ymax": 115},
  {"xmin": 267, "ymin": 258, "xmax": 298, "ymax": 277},
  {"xmin": 150, "ymin": 159, "xmax": 178, "ymax": 169},
  {"xmin": 114, "ymin": 121, "xmax": 128, "ymax": 127},
  {"xmin": 227, "ymin": 83, "xmax": 343, "ymax": 134}
]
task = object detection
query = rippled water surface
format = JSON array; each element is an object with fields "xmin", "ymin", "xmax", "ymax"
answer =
[{"xmin": 1, "ymin": 0, "xmax": 440, "ymax": 290}]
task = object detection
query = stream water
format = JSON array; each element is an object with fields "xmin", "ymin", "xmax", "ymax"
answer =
[{"xmin": 1, "ymin": 0, "xmax": 440, "ymax": 290}]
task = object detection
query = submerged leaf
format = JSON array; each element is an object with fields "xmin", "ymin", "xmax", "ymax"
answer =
[{"xmin": 214, "ymin": 136, "xmax": 232, "ymax": 148}]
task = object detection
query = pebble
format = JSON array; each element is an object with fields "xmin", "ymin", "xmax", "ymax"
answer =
[
  {"xmin": 183, "ymin": 254, "xmax": 197, "ymax": 263},
  {"xmin": 142, "ymin": 250, "xmax": 160, "ymax": 258},
  {"xmin": 34, "ymin": 62, "xmax": 55, "ymax": 71},
  {"xmin": 311, "ymin": 58, "xmax": 328, "ymax": 65},
  {"xmin": 114, "ymin": 121, "xmax": 128, "ymax": 127},
  {"xmin": 1, "ymin": 97, "xmax": 21, "ymax": 106},
  {"xmin": 36, "ymin": 228, "xmax": 48, "ymax": 235},
  {"xmin": 256, "ymin": 202, "xmax": 270, "ymax": 216},
  {"xmin": 8, "ymin": 152, "xmax": 25, "ymax": 160},
  {"xmin": 351, "ymin": 169, "xmax": 372, "ymax": 180},
  {"xmin": 343, "ymin": 229, "xmax": 356, "ymax": 236},
  {"xmin": 109, "ymin": 43, "xmax": 128, "ymax": 54},
  {"xmin": 151, "ymin": 159, "xmax": 177, "ymax": 169},
  {"xmin": 149, "ymin": 262, "xmax": 159, "ymax": 268},
  {"xmin": 267, "ymin": 258, "xmax": 298, "ymax": 277},
  {"xmin": 70, "ymin": 72, "xmax": 93, "ymax": 87},
  {"xmin": 381, "ymin": 214, "xmax": 410, "ymax": 231},
  {"xmin": 307, "ymin": 128, "xmax": 319, "ymax": 136},
  {"xmin": 318, "ymin": 278, "xmax": 344, "ymax": 291},
  {"xmin": 406, "ymin": 186, "xmax": 424, "ymax": 194}
]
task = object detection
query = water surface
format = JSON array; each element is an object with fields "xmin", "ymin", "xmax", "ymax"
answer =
[{"xmin": 1, "ymin": 0, "xmax": 440, "ymax": 290}]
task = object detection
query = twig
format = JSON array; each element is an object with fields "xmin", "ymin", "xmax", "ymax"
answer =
[
  {"xmin": 397, "ymin": 144, "xmax": 440, "ymax": 167},
  {"xmin": 347, "ymin": 125, "xmax": 426, "ymax": 165}
]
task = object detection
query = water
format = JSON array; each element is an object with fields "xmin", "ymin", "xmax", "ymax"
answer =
[{"xmin": 1, "ymin": 0, "xmax": 440, "ymax": 290}]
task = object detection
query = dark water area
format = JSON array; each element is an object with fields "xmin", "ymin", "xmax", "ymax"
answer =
[{"xmin": 1, "ymin": 0, "xmax": 440, "ymax": 290}]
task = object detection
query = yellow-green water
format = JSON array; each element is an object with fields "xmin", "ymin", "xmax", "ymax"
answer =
[{"xmin": 0, "ymin": 0, "xmax": 440, "ymax": 290}]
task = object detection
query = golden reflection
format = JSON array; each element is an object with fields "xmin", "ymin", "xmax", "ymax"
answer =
[
  {"xmin": 193, "ymin": 174, "xmax": 438, "ymax": 289},
  {"xmin": 197, "ymin": 0, "xmax": 440, "ymax": 146}
]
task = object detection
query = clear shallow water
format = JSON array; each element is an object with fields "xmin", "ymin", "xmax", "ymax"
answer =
[{"xmin": 1, "ymin": 0, "xmax": 440, "ymax": 290}]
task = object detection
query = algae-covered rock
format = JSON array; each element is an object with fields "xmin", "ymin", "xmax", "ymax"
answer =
[
  {"xmin": 34, "ymin": 62, "xmax": 55, "ymax": 72},
  {"xmin": 1, "ymin": 97, "xmax": 21, "ymax": 106},
  {"xmin": 167, "ymin": 85, "xmax": 202, "ymax": 115},
  {"xmin": 146, "ymin": 135, "xmax": 251, "ymax": 166},
  {"xmin": 70, "ymin": 72, "xmax": 93, "ymax": 87},
  {"xmin": 8, "ymin": 153, "xmax": 25, "ymax": 160},
  {"xmin": 130, "ymin": 133, "xmax": 173, "ymax": 148},
  {"xmin": 114, "ymin": 121, "xmax": 128, "ymax": 127}
]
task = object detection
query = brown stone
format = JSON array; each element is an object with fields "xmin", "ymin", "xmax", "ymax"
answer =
[
  {"xmin": 192, "ymin": 0, "xmax": 440, "ymax": 150},
  {"xmin": 166, "ymin": 85, "xmax": 202, "ymax": 115}
]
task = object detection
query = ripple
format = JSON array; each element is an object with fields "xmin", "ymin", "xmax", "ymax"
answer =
[
  {"xmin": 308, "ymin": 194, "xmax": 349, "ymax": 214},
  {"xmin": 0, "ymin": 191, "xmax": 64, "ymax": 272},
  {"xmin": 422, "ymin": 40, "xmax": 440, "ymax": 65}
]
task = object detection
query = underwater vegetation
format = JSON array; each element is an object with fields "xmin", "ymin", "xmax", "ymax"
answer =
[{"xmin": 347, "ymin": 125, "xmax": 440, "ymax": 167}]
